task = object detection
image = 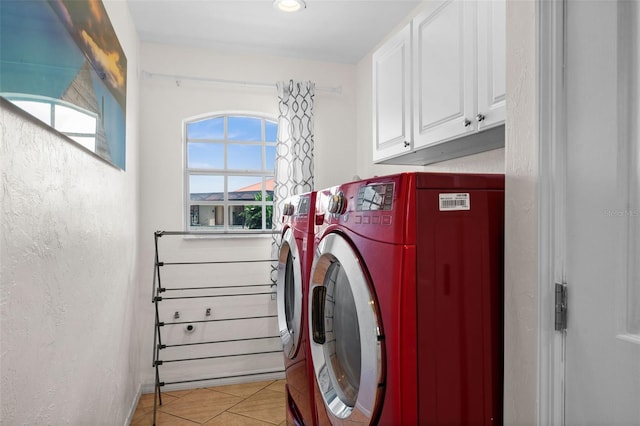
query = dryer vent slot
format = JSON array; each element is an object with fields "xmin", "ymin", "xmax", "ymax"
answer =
[{"xmin": 312, "ymin": 286, "xmax": 327, "ymax": 344}]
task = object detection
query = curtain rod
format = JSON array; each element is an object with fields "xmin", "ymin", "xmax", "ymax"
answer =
[{"xmin": 141, "ymin": 70, "xmax": 342, "ymax": 94}]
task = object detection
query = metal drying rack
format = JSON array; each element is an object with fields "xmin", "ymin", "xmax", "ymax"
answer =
[{"xmin": 150, "ymin": 230, "xmax": 283, "ymax": 425}]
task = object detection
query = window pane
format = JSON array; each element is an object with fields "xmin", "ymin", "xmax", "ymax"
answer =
[
  {"xmin": 189, "ymin": 175, "xmax": 224, "ymax": 201},
  {"xmin": 228, "ymin": 116, "xmax": 261, "ymax": 141},
  {"xmin": 265, "ymin": 177, "xmax": 274, "ymax": 200},
  {"xmin": 229, "ymin": 204, "xmax": 263, "ymax": 230},
  {"xmin": 188, "ymin": 143, "xmax": 224, "ymax": 169},
  {"xmin": 228, "ymin": 144, "xmax": 262, "ymax": 170},
  {"xmin": 229, "ymin": 176, "xmax": 262, "ymax": 201},
  {"xmin": 189, "ymin": 205, "xmax": 224, "ymax": 228},
  {"xmin": 187, "ymin": 117, "xmax": 224, "ymax": 139},
  {"xmin": 266, "ymin": 145, "xmax": 276, "ymax": 171},
  {"xmin": 184, "ymin": 114, "xmax": 277, "ymax": 233},
  {"xmin": 266, "ymin": 120, "xmax": 278, "ymax": 141}
]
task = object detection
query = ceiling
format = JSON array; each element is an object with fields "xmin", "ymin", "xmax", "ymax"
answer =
[{"xmin": 127, "ymin": 0, "xmax": 422, "ymax": 64}]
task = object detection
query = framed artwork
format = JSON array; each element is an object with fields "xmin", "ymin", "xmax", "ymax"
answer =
[{"xmin": 0, "ymin": 0, "xmax": 127, "ymax": 170}]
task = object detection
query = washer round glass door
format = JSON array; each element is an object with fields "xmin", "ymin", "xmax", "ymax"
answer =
[
  {"xmin": 308, "ymin": 233, "xmax": 384, "ymax": 424},
  {"xmin": 277, "ymin": 228, "xmax": 303, "ymax": 358}
]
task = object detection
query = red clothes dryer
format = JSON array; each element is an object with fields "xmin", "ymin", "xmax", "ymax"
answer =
[
  {"xmin": 308, "ymin": 173, "xmax": 504, "ymax": 425},
  {"xmin": 277, "ymin": 192, "xmax": 318, "ymax": 426}
]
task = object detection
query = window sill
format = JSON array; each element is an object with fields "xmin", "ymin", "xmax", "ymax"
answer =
[{"xmin": 181, "ymin": 231, "xmax": 277, "ymax": 240}]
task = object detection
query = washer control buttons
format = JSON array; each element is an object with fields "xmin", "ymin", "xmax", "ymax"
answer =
[{"xmin": 356, "ymin": 183, "xmax": 395, "ymax": 211}]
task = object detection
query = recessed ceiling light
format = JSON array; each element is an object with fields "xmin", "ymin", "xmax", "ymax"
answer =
[{"xmin": 273, "ymin": 0, "xmax": 306, "ymax": 13}]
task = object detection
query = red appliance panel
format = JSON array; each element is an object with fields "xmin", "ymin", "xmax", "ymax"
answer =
[
  {"xmin": 314, "ymin": 175, "xmax": 413, "ymax": 246},
  {"xmin": 344, "ymin": 234, "xmax": 419, "ymax": 426},
  {"xmin": 416, "ymin": 188, "xmax": 504, "ymax": 425},
  {"xmin": 280, "ymin": 192, "xmax": 318, "ymax": 426},
  {"xmin": 415, "ymin": 172, "xmax": 505, "ymax": 190},
  {"xmin": 310, "ymin": 173, "xmax": 504, "ymax": 426}
]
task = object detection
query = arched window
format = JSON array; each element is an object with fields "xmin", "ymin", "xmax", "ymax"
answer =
[{"xmin": 184, "ymin": 113, "xmax": 277, "ymax": 233}]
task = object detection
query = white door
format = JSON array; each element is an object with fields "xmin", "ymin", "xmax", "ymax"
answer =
[{"xmin": 563, "ymin": 1, "xmax": 640, "ymax": 424}]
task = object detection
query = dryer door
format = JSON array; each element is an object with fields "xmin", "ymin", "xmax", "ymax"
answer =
[
  {"xmin": 308, "ymin": 233, "xmax": 384, "ymax": 425},
  {"xmin": 277, "ymin": 228, "xmax": 303, "ymax": 358}
]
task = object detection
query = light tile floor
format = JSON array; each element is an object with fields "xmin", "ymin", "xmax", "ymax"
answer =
[{"xmin": 131, "ymin": 379, "xmax": 287, "ymax": 425}]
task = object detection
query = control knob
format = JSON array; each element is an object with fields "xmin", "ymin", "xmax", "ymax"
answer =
[
  {"xmin": 282, "ymin": 203, "xmax": 295, "ymax": 216},
  {"xmin": 327, "ymin": 191, "xmax": 347, "ymax": 215}
]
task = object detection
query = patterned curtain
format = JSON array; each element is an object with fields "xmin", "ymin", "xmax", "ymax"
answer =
[{"xmin": 270, "ymin": 80, "xmax": 315, "ymax": 283}]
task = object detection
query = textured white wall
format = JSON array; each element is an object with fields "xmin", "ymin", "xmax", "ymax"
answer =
[
  {"xmin": 0, "ymin": 2, "xmax": 141, "ymax": 424},
  {"xmin": 504, "ymin": 0, "xmax": 538, "ymax": 424},
  {"xmin": 137, "ymin": 43, "xmax": 357, "ymax": 389}
]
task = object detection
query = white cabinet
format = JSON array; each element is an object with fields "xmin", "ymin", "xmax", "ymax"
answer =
[
  {"xmin": 373, "ymin": 0, "xmax": 505, "ymax": 165},
  {"xmin": 413, "ymin": 0, "xmax": 475, "ymax": 148},
  {"xmin": 413, "ymin": 0, "xmax": 505, "ymax": 148},
  {"xmin": 477, "ymin": 0, "xmax": 506, "ymax": 130},
  {"xmin": 372, "ymin": 24, "xmax": 412, "ymax": 162}
]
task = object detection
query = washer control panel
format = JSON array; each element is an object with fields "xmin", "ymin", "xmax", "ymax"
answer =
[
  {"xmin": 297, "ymin": 195, "xmax": 311, "ymax": 215},
  {"xmin": 356, "ymin": 183, "xmax": 395, "ymax": 211}
]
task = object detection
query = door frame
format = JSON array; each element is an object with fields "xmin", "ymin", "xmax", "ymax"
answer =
[
  {"xmin": 537, "ymin": 1, "xmax": 640, "ymax": 423},
  {"xmin": 537, "ymin": 0, "xmax": 566, "ymax": 424}
]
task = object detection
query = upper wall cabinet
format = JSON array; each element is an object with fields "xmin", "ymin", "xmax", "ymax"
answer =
[
  {"xmin": 372, "ymin": 24, "xmax": 412, "ymax": 162},
  {"xmin": 413, "ymin": 0, "xmax": 474, "ymax": 147},
  {"xmin": 476, "ymin": 0, "xmax": 506, "ymax": 130},
  {"xmin": 373, "ymin": 0, "xmax": 505, "ymax": 165}
]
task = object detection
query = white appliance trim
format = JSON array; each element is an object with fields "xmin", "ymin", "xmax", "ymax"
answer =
[{"xmin": 277, "ymin": 227, "xmax": 304, "ymax": 359}]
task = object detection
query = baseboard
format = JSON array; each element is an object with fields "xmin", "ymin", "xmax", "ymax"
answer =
[{"xmin": 124, "ymin": 383, "xmax": 143, "ymax": 426}]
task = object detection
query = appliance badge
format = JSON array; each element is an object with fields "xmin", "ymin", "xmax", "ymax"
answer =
[{"xmin": 439, "ymin": 193, "xmax": 471, "ymax": 211}]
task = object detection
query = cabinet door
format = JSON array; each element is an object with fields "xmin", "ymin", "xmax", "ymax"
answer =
[
  {"xmin": 477, "ymin": 0, "xmax": 506, "ymax": 129},
  {"xmin": 372, "ymin": 24, "xmax": 412, "ymax": 162},
  {"xmin": 413, "ymin": 0, "xmax": 475, "ymax": 148}
]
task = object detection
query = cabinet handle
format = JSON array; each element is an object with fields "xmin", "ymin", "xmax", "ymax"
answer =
[
  {"xmin": 464, "ymin": 119, "xmax": 472, "ymax": 127},
  {"xmin": 403, "ymin": 141, "xmax": 410, "ymax": 148},
  {"xmin": 476, "ymin": 113, "xmax": 486, "ymax": 122}
]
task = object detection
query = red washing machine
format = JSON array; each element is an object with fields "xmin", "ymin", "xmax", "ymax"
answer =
[
  {"xmin": 308, "ymin": 173, "xmax": 504, "ymax": 426},
  {"xmin": 277, "ymin": 192, "xmax": 318, "ymax": 426}
]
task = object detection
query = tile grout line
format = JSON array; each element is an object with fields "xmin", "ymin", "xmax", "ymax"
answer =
[
  {"xmin": 132, "ymin": 380, "xmax": 286, "ymax": 425},
  {"xmin": 205, "ymin": 380, "xmax": 278, "ymax": 424}
]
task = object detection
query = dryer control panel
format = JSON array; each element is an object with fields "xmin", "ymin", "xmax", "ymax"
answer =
[{"xmin": 356, "ymin": 183, "xmax": 395, "ymax": 211}]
